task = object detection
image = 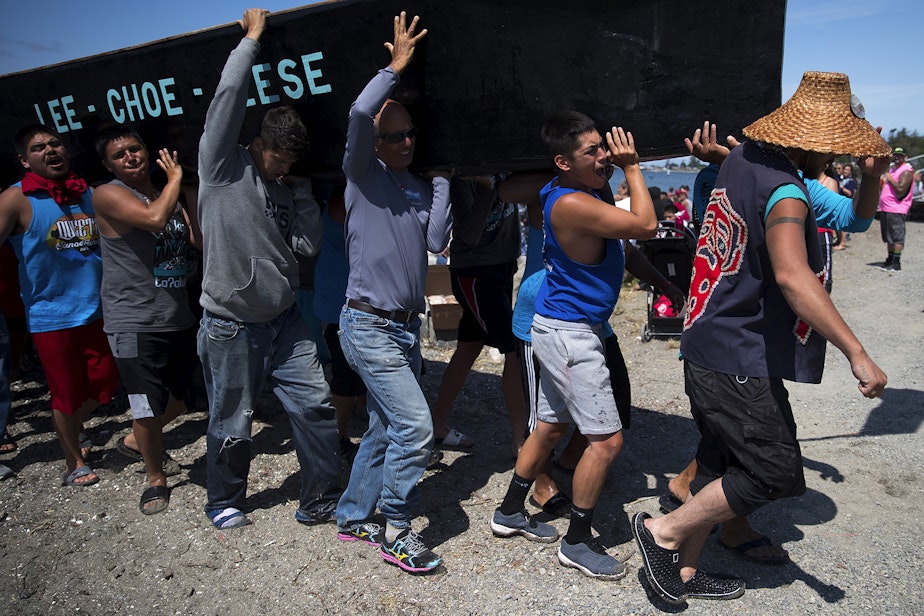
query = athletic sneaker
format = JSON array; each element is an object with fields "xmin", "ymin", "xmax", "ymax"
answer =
[
  {"xmin": 338, "ymin": 522, "xmax": 384, "ymax": 546},
  {"xmin": 491, "ymin": 509, "xmax": 560, "ymax": 543},
  {"xmin": 631, "ymin": 512, "xmax": 687, "ymax": 604},
  {"xmin": 879, "ymin": 261, "xmax": 902, "ymax": 272},
  {"xmin": 558, "ymin": 536, "xmax": 626, "ymax": 580},
  {"xmin": 380, "ymin": 528, "xmax": 442, "ymax": 573},
  {"xmin": 683, "ymin": 570, "xmax": 746, "ymax": 600}
]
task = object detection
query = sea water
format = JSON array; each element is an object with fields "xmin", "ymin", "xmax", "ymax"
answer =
[{"xmin": 608, "ymin": 167, "xmax": 700, "ymax": 196}]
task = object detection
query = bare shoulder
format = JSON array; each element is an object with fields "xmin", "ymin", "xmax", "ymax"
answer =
[
  {"xmin": 91, "ymin": 182, "xmax": 138, "ymax": 210},
  {"xmin": 0, "ymin": 184, "xmax": 28, "ymax": 216}
]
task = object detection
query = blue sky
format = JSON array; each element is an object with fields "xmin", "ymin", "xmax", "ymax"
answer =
[{"xmin": 2, "ymin": 1, "xmax": 922, "ymax": 137}]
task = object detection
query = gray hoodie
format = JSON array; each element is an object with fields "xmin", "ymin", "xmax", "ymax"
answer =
[{"xmin": 197, "ymin": 37, "xmax": 321, "ymax": 322}]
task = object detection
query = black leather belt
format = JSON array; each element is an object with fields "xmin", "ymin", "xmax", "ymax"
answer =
[{"xmin": 347, "ymin": 299, "xmax": 418, "ymax": 324}]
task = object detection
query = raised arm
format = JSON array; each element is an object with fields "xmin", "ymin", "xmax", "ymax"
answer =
[
  {"xmin": 385, "ymin": 12, "xmax": 427, "ymax": 75},
  {"xmin": 93, "ymin": 149, "xmax": 184, "ymax": 235},
  {"xmin": 684, "ymin": 120, "xmax": 740, "ymax": 165},
  {"xmin": 198, "ymin": 9, "xmax": 268, "ymax": 185}
]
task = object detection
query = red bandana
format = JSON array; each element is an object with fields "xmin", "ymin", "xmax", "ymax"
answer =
[{"xmin": 20, "ymin": 171, "xmax": 88, "ymax": 206}]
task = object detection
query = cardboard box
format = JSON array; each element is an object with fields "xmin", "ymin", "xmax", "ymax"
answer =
[
  {"xmin": 425, "ymin": 264, "xmax": 453, "ymax": 297},
  {"xmin": 428, "ymin": 294, "xmax": 462, "ymax": 332}
]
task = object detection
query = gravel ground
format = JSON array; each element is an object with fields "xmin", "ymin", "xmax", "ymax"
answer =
[{"xmin": 1, "ymin": 221, "xmax": 922, "ymax": 615}]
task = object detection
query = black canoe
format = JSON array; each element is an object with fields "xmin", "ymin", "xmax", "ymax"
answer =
[{"xmin": 0, "ymin": 0, "xmax": 785, "ymax": 186}]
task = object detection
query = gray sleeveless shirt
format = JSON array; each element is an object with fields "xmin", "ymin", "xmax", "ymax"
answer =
[{"xmin": 99, "ymin": 179, "xmax": 194, "ymax": 333}]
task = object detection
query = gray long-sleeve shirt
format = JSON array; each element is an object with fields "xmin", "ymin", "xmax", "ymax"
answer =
[
  {"xmin": 342, "ymin": 67, "xmax": 451, "ymax": 313},
  {"xmin": 197, "ymin": 37, "xmax": 321, "ymax": 322}
]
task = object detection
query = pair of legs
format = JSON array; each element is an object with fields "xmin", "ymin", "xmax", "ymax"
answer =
[
  {"xmin": 110, "ymin": 328, "xmax": 198, "ymax": 512},
  {"xmin": 198, "ymin": 306, "xmax": 341, "ymax": 525},
  {"xmin": 642, "ymin": 360, "xmax": 803, "ymax": 586},
  {"xmin": 336, "ymin": 306, "xmax": 442, "ymax": 571},
  {"xmin": 880, "ymin": 212, "xmax": 906, "ymax": 268},
  {"xmin": 515, "ymin": 421, "xmax": 622, "ymax": 517},
  {"xmin": 666, "ymin": 458, "xmax": 788, "ymax": 561},
  {"xmin": 336, "ymin": 306, "xmax": 432, "ymax": 532},
  {"xmin": 33, "ymin": 320, "xmax": 119, "ymax": 486},
  {"xmin": 518, "ymin": 331, "xmax": 631, "ymax": 511},
  {"xmin": 432, "ymin": 261, "xmax": 526, "ymax": 452},
  {"xmin": 433, "ymin": 341, "xmax": 526, "ymax": 452}
]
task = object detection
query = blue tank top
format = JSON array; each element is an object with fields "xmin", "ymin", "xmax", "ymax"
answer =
[
  {"xmin": 7, "ymin": 185, "xmax": 102, "ymax": 333},
  {"xmin": 535, "ymin": 180, "xmax": 625, "ymax": 325},
  {"xmin": 313, "ymin": 207, "xmax": 350, "ymax": 324}
]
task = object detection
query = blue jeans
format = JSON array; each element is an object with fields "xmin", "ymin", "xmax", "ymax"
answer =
[
  {"xmin": 336, "ymin": 306, "xmax": 433, "ymax": 530},
  {"xmin": 0, "ymin": 317, "xmax": 10, "ymax": 437},
  {"xmin": 197, "ymin": 305, "xmax": 341, "ymax": 517}
]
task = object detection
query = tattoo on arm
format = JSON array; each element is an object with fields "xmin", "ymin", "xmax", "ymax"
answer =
[{"xmin": 766, "ymin": 216, "xmax": 805, "ymax": 231}]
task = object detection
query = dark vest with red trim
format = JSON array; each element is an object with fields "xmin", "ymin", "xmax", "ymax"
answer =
[{"xmin": 680, "ymin": 141, "xmax": 827, "ymax": 383}]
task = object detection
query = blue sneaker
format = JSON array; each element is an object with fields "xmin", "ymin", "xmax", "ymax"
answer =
[
  {"xmin": 491, "ymin": 509, "xmax": 559, "ymax": 543},
  {"xmin": 338, "ymin": 522, "xmax": 384, "ymax": 546},
  {"xmin": 558, "ymin": 536, "xmax": 626, "ymax": 580},
  {"xmin": 380, "ymin": 529, "xmax": 442, "ymax": 573}
]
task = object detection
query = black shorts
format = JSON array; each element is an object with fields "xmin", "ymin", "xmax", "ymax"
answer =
[
  {"xmin": 685, "ymin": 359, "xmax": 805, "ymax": 516},
  {"xmin": 107, "ymin": 328, "xmax": 199, "ymax": 419},
  {"xmin": 324, "ymin": 323, "xmax": 366, "ymax": 397},
  {"xmin": 450, "ymin": 261, "xmax": 517, "ymax": 353}
]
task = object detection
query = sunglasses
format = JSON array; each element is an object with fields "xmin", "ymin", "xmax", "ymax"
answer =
[{"xmin": 376, "ymin": 126, "xmax": 417, "ymax": 143}]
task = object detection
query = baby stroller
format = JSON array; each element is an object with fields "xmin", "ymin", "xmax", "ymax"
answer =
[{"xmin": 635, "ymin": 221, "xmax": 697, "ymax": 342}]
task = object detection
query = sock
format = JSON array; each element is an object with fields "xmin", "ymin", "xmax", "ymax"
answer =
[
  {"xmin": 499, "ymin": 473, "xmax": 533, "ymax": 515},
  {"xmin": 565, "ymin": 504, "xmax": 595, "ymax": 544},
  {"xmin": 893, "ymin": 251, "xmax": 902, "ymax": 264},
  {"xmin": 385, "ymin": 521, "xmax": 406, "ymax": 543}
]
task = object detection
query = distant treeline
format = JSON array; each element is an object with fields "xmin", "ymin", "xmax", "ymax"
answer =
[{"xmin": 883, "ymin": 128, "xmax": 923, "ymax": 160}]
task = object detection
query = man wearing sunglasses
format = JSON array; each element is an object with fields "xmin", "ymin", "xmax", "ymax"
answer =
[{"xmin": 335, "ymin": 12, "xmax": 452, "ymax": 574}]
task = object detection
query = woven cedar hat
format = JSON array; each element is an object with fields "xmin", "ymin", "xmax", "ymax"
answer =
[{"xmin": 742, "ymin": 71, "xmax": 892, "ymax": 158}]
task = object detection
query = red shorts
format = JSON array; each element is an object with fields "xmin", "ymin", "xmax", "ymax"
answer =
[{"xmin": 32, "ymin": 320, "xmax": 120, "ymax": 415}]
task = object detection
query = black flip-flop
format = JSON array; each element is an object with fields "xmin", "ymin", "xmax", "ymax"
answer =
[
  {"xmin": 0, "ymin": 429, "xmax": 17, "ymax": 454},
  {"xmin": 719, "ymin": 534, "xmax": 789, "ymax": 564},
  {"xmin": 140, "ymin": 485, "xmax": 170, "ymax": 515},
  {"xmin": 658, "ymin": 493, "xmax": 683, "ymax": 514},
  {"xmin": 529, "ymin": 492, "xmax": 572, "ymax": 519},
  {"xmin": 116, "ymin": 437, "xmax": 144, "ymax": 461}
]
